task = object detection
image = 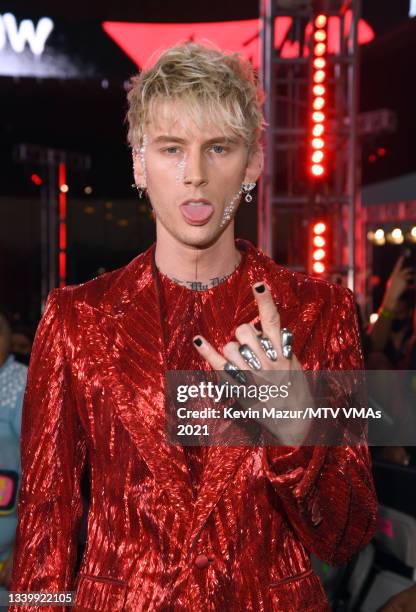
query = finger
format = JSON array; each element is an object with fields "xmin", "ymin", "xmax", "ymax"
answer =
[
  {"xmin": 235, "ymin": 322, "xmax": 261, "ymax": 344},
  {"xmin": 290, "ymin": 353, "xmax": 302, "ymax": 371},
  {"xmin": 235, "ymin": 323, "xmax": 275, "ymax": 369},
  {"xmin": 223, "ymin": 341, "xmax": 251, "ymax": 371},
  {"xmin": 193, "ymin": 335, "xmax": 226, "ymax": 369},
  {"xmin": 251, "ymin": 321, "xmax": 262, "ymax": 334},
  {"xmin": 252, "ymin": 282, "xmax": 282, "ymax": 356},
  {"xmin": 400, "ymin": 271, "xmax": 415, "ymax": 286},
  {"xmin": 399, "ymin": 267, "xmax": 414, "ymax": 276},
  {"xmin": 392, "ymin": 255, "xmax": 405, "ymax": 274}
]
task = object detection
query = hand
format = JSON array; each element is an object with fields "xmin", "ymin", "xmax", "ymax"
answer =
[
  {"xmin": 380, "ymin": 584, "xmax": 416, "ymax": 612},
  {"xmin": 192, "ymin": 281, "xmax": 313, "ymax": 443},
  {"xmin": 384, "ymin": 256, "xmax": 414, "ymax": 310}
]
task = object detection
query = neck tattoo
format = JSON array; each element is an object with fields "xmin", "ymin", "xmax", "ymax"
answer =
[{"xmin": 161, "ymin": 259, "xmax": 241, "ymax": 291}]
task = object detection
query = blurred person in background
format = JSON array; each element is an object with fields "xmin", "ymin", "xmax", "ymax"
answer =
[
  {"xmin": 367, "ymin": 254, "xmax": 415, "ymax": 370},
  {"xmin": 10, "ymin": 324, "xmax": 34, "ymax": 367},
  {"xmin": 0, "ymin": 310, "xmax": 26, "ymax": 592},
  {"xmin": 367, "ymin": 255, "xmax": 416, "ymax": 466}
]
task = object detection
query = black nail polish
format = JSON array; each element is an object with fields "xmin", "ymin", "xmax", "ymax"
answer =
[
  {"xmin": 193, "ymin": 337, "xmax": 202, "ymax": 346},
  {"xmin": 254, "ymin": 284, "xmax": 265, "ymax": 293}
]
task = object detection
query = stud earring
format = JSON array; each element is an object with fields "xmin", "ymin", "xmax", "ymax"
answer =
[
  {"xmin": 242, "ymin": 182, "xmax": 256, "ymax": 203},
  {"xmin": 131, "ymin": 183, "xmax": 146, "ymax": 198}
]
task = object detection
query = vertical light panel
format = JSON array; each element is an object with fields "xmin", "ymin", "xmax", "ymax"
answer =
[
  {"xmin": 310, "ymin": 13, "xmax": 328, "ymax": 178},
  {"xmin": 58, "ymin": 161, "xmax": 67, "ymax": 288},
  {"xmin": 311, "ymin": 221, "xmax": 327, "ymax": 275}
]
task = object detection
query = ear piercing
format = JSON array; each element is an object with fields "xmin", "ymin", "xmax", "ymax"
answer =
[
  {"xmin": 131, "ymin": 183, "xmax": 146, "ymax": 198},
  {"xmin": 219, "ymin": 181, "xmax": 256, "ymax": 228},
  {"xmin": 242, "ymin": 182, "xmax": 256, "ymax": 203}
]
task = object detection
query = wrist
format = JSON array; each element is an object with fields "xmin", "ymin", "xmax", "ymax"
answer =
[
  {"xmin": 383, "ymin": 297, "xmax": 398, "ymax": 312},
  {"xmin": 379, "ymin": 306, "xmax": 395, "ymax": 319}
]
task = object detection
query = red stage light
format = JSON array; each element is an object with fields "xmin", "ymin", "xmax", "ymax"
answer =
[
  {"xmin": 313, "ymin": 97, "xmax": 325, "ymax": 110},
  {"xmin": 313, "ymin": 261, "xmax": 326, "ymax": 274},
  {"xmin": 310, "ymin": 220, "xmax": 328, "ymax": 275},
  {"xmin": 377, "ymin": 147, "xmax": 386, "ymax": 157},
  {"xmin": 59, "ymin": 251, "xmax": 66, "ymax": 281},
  {"xmin": 313, "ymin": 222, "xmax": 326, "ymax": 234},
  {"xmin": 312, "ymin": 138, "xmax": 324, "ymax": 149},
  {"xmin": 314, "ymin": 43, "xmax": 326, "ymax": 56},
  {"xmin": 313, "ymin": 70, "xmax": 326, "ymax": 83},
  {"xmin": 313, "ymin": 248, "xmax": 326, "ymax": 260},
  {"xmin": 314, "ymin": 58, "xmax": 326, "ymax": 69},
  {"xmin": 309, "ymin": 13, "xmax": 328, "ymax": 179},
  {"xmin": 312, "ymin": 111, "xmax": 325, "ymax": 122},
  {"xmin": 312, "ymin": 150, "xmax": 324, "ymax": 163},
  {"xmin": 59, "ymin": 222, "xmax": 67, "ymax": 251},
  {"xmin": 311, "ymin": 164, "xmax": 324, "ymax": 176},
  {"xmin": 315, "ymin": 14, "xmax": 327, "ymax": 28},
  {"xmin": 313, "ymin": 235, "xmax": 325, "ymax": 247},
  {"xmin": 368, "ymin": 154, "xmax": 377, "ymax": 163},
  {"xmin": 58, "ymin": 162, "xmax": 67, "ymax": 287},
  {"xmin": 31, "ymin": 173, "xmax": 42, "ymax": 186},
  {"xmin": 312, "ymin": 124, "xmax": 324, "ymax": 137},
  {"xmin": 314, "ymin": 30, "xmax": 326, "ymax": 42}
]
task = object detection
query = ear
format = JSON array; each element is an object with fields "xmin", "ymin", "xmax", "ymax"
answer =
[
  {"xmin": 243, "ymin": 145, "xmax": 264, "ymax": 184},
  {"xmin": 132, "ymin": 147, "xmax": 146, "ymax": 187}
]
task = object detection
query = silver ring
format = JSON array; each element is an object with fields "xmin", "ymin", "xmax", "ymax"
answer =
[
  {"xmin": 259, "ymin": 336, "xmax": 277, "ymax": 361},
  {"xmin": 281, "ymin": 328, "xmax": 293, "ymax": 359},
  {"xmin": 224, "ymin": 361, "xmax": 248, "ymax": 385},
  {"xmin": 238, "ymin": 344, "xmax": 262, "ymax": 370}
]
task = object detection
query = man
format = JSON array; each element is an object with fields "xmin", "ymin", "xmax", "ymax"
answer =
[
  {"xmin": 0, "ymin": 310, "xmax": 26, "ymax": 595},
  {"xmin": 10, "ymin": 43, "xmax": 377, "ymax": 611}
]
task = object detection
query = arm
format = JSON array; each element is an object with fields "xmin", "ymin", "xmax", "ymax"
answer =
[
  {"xmin": 9, "ymin": 289, "xmax": 87, "ymax": 611},
  {"xmin": 368, "ymin": 255, "xmax": 413, "ymax": 353},
  {"xmin": 262, "ymin": 285, "xmax": 378, "ymax": 566}
]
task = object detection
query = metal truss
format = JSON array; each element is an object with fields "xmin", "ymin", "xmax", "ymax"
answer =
[{"xmin": 258, "ymin": 0, "xmax": 361, "ymax": 293}]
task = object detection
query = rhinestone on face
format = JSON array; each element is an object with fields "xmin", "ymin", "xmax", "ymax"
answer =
[{"xmin": 220, "ymin": 188, "xmax": 243, "ymax": 228}]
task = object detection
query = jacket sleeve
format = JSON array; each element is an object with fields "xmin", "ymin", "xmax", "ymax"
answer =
[
  {"xmin": 262, "ymin": 285, "xmax": 378, "ymax": 566},
  {"xmin": 9, "ymin": 288, "xmax": 87, "ymax": 611}
]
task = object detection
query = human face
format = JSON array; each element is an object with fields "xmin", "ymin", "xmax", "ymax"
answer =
[{"xmin": 132, "ymin": 99, "xmax": 263, "ymax": 248}]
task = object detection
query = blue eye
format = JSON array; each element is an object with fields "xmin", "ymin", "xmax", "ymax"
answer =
[
  {"xmin": 211, "ymin": 144, "xmax": 226, "ymax": 154},
  {"xmin": 164, "ymin": 147, "xmax": 179, "ymax": 155}
]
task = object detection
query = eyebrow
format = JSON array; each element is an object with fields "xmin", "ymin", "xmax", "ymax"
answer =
[{"xmin": 152, "ymin": 135, "xmax": 240, "ymax": 145}]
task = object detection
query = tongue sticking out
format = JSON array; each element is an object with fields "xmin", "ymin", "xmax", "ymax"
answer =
[{"xmin": 180, "ymin": 203, "xmax": 213, "ymax": 224}]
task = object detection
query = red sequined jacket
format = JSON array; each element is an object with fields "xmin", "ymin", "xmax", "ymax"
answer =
[{"xmin": 10, "ymin": 239, "xmax": 377, "ymax": 611}]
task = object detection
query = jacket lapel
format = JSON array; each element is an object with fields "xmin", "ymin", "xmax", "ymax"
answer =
[{"xmin": 78, "ymin": 244, "xmax": 194, "ymax": 514}]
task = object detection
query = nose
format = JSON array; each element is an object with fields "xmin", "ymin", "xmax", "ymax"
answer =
[{"xmin": 183, "ymin": 149, "xmax": 208, "ymax": 187}]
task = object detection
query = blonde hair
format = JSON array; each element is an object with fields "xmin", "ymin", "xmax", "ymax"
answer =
[{"xmin": 126, "ymin": 42, "xmax": 266, "ymax": 150}]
